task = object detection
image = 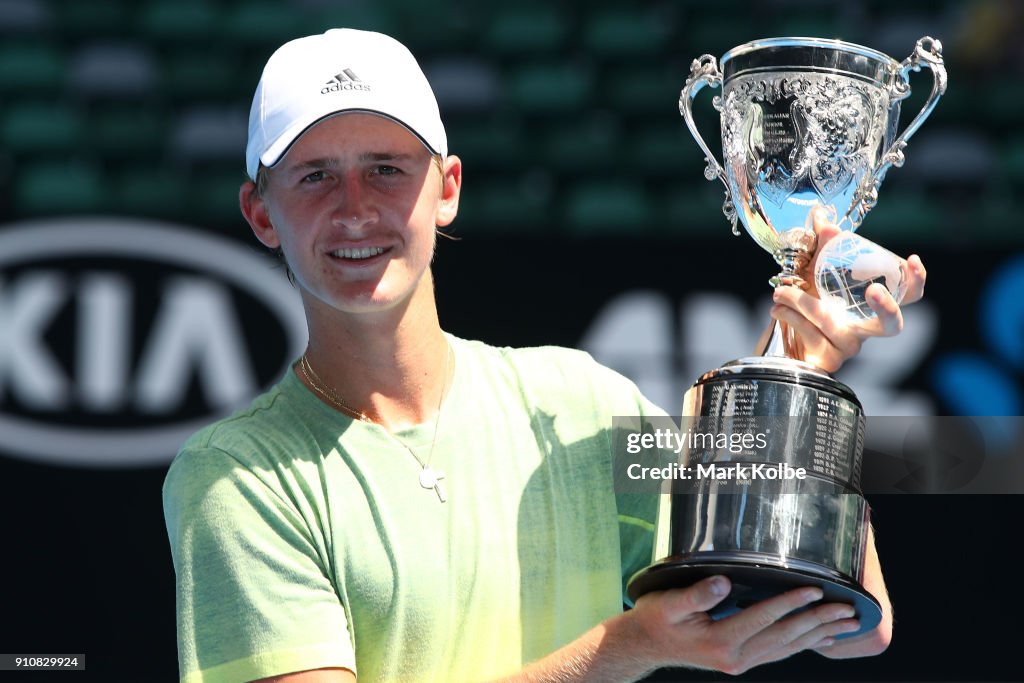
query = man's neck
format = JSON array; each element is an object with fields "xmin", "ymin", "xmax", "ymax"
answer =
[{"xmin": 298, "ymin": 280, "xmax": 452, "ymax": 431}]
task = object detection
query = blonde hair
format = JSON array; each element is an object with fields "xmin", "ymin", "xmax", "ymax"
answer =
[{"xmin": 253, "ymin": 165, "xmax": 270, "ymax": 198}]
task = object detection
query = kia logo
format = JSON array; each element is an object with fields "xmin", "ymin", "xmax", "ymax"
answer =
[{"xmin": 0, "ymin": 218, "xmax": 307, "ymax": 467}]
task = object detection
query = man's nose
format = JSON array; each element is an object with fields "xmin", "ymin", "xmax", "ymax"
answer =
[{"xmin": 330, "ymin": 174, "xmax": 376, "ymax": 231}]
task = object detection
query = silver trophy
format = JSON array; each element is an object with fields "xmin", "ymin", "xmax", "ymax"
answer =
[{"xmin": 626, "ymin": 37, "xmax": 945, "ymax": 636}]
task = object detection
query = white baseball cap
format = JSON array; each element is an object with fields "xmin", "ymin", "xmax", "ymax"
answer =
[{"xmin": 245, "ymin": 28, "xmax": 447, "ymax": 180}]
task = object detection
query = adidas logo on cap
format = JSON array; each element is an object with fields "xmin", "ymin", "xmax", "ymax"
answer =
[{"xmin": 321, "ymin": 68, "xmax": 372, "ymax": 94}]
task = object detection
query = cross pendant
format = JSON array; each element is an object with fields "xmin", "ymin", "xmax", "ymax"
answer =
[{"xmin": 418, "ymin": 467, "xmax": 447, "ymax": 503}]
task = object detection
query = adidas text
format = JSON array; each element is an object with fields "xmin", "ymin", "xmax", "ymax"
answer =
[{"xmin": 321, "ymin": 81, "xmax": 372, "ymax": 94}]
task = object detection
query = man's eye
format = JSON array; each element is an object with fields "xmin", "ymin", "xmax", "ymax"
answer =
[
  {"xmin": 302, "ymin": 171, "xmax": 326, "ymax": 183},
  {"xmin": 375, "ymin": 165, "xmax": 400, "ymax": 176}
]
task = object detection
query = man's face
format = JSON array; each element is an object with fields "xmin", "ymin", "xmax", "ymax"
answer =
[{"xmin": 246, "ymin": 113, "xmax": 459, "ymax": 317}]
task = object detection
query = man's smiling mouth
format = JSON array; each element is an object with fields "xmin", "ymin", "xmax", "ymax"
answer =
[{"xmin": 331, "ymin": 247, "xmax": 386, "ymax": 260}]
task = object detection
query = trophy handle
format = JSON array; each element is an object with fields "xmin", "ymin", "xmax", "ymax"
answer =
[
  {"xmin": 679, "ymin": 55, "xmax": 740, "ymax": 235},
  {"xmin": 851, "ymin": 37, "xmax": 947, "ymax": 225}
]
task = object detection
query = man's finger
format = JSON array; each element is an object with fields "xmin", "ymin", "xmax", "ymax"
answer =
[
  {"xmin": 716, "ymin": 586, "xmax": 824, "ymax": 642},
  {"xmin": 771, "ymin": 288, "xmax": 862, "ymax": 366},
  {"xmin": 864, "ymin": 283, "xmax": 903, "ymax": 336},
  {"xmin": 740, "ymin": 602, "xmax": 858, "ymax": 664},
  {"xmin": 901, "ymin": 254, "xmax": 927, "ymax": 303}
]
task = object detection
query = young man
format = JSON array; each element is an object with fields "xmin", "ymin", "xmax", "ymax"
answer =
[{"xmin": 163, "ymin": 28, "xmax": 925, "ymax": 683}]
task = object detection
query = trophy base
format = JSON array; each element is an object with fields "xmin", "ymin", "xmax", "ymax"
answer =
[{"xmin": 626, "ymin": 557, "xmax": 882, "ymax": 639}]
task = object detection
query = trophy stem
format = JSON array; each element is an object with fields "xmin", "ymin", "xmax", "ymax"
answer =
[
  {"xmin": 760, "ymin": 228, "xmax": 817, "ymax": 359},
  {"xmin": 759, "ymin": 320, "xmax": 799, "ymax": 358},
  {"xmin": 768, "ymin": 229, "xmax": 817, "ymax": 288},
  {"xmin": 757, "ymin": 319, "xmax": 802, "ymax": 358}
]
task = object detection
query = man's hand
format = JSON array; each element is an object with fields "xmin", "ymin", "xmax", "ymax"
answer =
[
  {"xmin": 494, "ymin": 574, "xmax": 875, "ymax": 682},
  {"xmin": 626, "ymin": 576, "xmax": 861, "ymax": 675},
  {"xmin": 770, "ymin": 208, "xmax": 927, "ymax": 372}
]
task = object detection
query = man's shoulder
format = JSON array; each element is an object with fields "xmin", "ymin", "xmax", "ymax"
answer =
[
  {"xmin": 169, "ymin": 372, "xmax": 313, "ymax": 480},
  {"xmin": 455, "ymin": 335, "xmax": 603, "ymax": 377},
  {"xmin": 453, "ymin": 335, "xmax": 656, "ymax": 414},
  {"xmin": 183, "ymin": 378, "xmax": 292, "ymax": 447}
]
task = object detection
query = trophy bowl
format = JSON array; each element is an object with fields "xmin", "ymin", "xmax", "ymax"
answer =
[
  {"xmin": 683, "ymin": 36, "xmax": 945, "ymax": 286},
  {"xmin": 625, "ymin": 36, "xmax": 945, "ymax": 637}
]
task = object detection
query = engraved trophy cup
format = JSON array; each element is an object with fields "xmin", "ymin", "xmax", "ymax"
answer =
[{"xmin": 625, "ymin": 37, "xmax": 945, "ymax": 636}]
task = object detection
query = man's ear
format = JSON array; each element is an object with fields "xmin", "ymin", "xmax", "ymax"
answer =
[
  {"xmin": 239, "ymin": 180, "xmax": 280, "ymax": 248},
  {"xmin": 435, "ymin": 155, "xmax": 462, "ymax": 228}
]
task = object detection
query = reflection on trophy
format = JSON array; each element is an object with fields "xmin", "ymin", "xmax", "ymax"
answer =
[{"xmin": 626, "ymin": 37, "xmax": 945, "ymax": 636}]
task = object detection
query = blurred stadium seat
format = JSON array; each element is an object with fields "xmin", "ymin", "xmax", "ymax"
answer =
[
  {"xmin": 448, "ymin": 115, "xmax": 530, "ymax": 171},
  {"xmin": 0, "ymin": 42, "xmax": 64, "ymax": 93},
  {"xmin": 426, "ymin": 58, "xmax": 501, "ymax": 113},
  {"xmin": 313, "ymin": 4, "xmax": 399, "ymax": 37},
  {"xmin": 1, "ymin": 101, "xmax": 84, "ymax": 154},
  {"xmin": 1004, "ymin": 137, "xmax": 1024, "ymax": 189},
  {"xmin": 112, "ymin": 165, "xmax": 189, "ymax": 219},
  {"xmin": 221, "ymin": 1, "xmax": 306, "ymax": 47},
  {"xmin": 484, "ymin": 6, "xmax": 570, "ymax": 55},
  {"xmin": 15, "ymin": 160, "xmax": 105, "ymax": 214},
  {"xmin": 137, "ymin": 0, "xmax": 220, "ymax": 43},
  {"xmin": 564, "ymin": 181, "xmax": 655, "ymax": 234},
  {"xmin": 68, "ymin": 43, "xmax": 158, "ymax": 99},
  {"xmin": 190, "ymin": 166, "xmax": 249, "ymax": 223},
  {"xmin": 162, "ymin": 51, "xmax": 241, "ymax": 101},
  {"xmin": 454, "ymin": 174, "xmax": 552, "ymax": 232},
  {"xmin": 171, "ymin": 105, "xmax": 248, "ymax": 164},
  {"xmin": 88, "ymin": 103, "xmax": 165, "ymax": 159},
  {"xmin": 580, "ymin": 8, "xmax": 672, "ymax": 57},
  {"xmin": 0, "ymin": 0, "xmax": 52, "ymax": 34},
  {"xmin": 57, "ymin": 0, "xmax": 131, "ymax": 39},
  {"xmin": 506, "ymin": 62, "xmax": 594, "ymax": 113},
  {"xmin": 540, "ymin": 115, "xmax": 619, "ymax": 173}
]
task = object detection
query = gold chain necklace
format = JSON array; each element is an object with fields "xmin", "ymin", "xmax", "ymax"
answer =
[
  {"xmin": 297, "ymin": 345, "xmax": 452, "ymax": 503},
  {"xmin": 298, "ymin": 354, "xmax": 371, "ymax": 423}
]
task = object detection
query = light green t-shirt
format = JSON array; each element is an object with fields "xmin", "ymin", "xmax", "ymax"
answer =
[{"xmin": 163, "ymin": 336, "xmax": 663, "ymax": 683}]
